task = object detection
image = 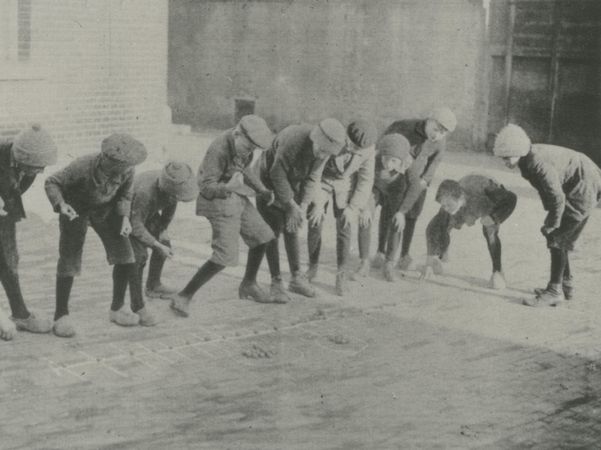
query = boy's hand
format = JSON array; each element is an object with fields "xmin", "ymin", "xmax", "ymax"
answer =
[
  {"xmin": 307, "ymin": 204, "xmax": 325, "ymax": 228},
  {"xmin": 158, "ymin": 229, "xmax": 170, "ymax": 241},
  {"xmin": 154, "ymin": 241, "xmax": 174, "ymax": 259},
  {"xmin": 480, "ymin": 215, "xmax": 495, "ymax": 227},
  {"xmin": 120, "ymin": 216, "xmax": 132, "ymax": 237},
  {"xmin": 540, "ymin": 225, "xmax": 555, "ymax": 237},
  {"xmin": 340, "ymin": 207, "xmax": 356, "ymax": 229},
  {"xmin": 358, "ymin": 209, "xmax": 372, "ymax": 228},
  {"xmin": 419, "ymin": 178, "xmax": 428, "ymax": 189},
  {"xmin": 59, "ymin": 202, "xmax": 79, "ymax": 221},
  {"xmin": 286, "ymin": 202, "xmax": 304, "ymax": 233},
  {"xmin": 225, "ymin": 172, "xmax": 245, "ymax": 192},
  {"xmin": 260, "ymin": 190, "xmax": 275, "ymax": 206},
  {"xmin": 392, "ymin": 212, "xmax": 405, "ymax": 231}
]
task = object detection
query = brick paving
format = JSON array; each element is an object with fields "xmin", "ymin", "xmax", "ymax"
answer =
[{"xmin": 2, "ymin": 135, "xmax": 601, "ymax": 448}]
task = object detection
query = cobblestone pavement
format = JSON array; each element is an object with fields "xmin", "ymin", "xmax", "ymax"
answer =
[{"xmin": 2, "ymin": 133, "xmax": 601, "ymax": 449}]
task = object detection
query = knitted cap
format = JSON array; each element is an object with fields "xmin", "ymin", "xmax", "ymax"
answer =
[
  {"xmin": 310, "ymin": 118, "xmax": 346, "ymax": 155},
  {"xmin": 12, "ymin": 123, "xmax": 58, "ymax": 167},
  {"xmin": 493, "ymin": 124, "xmax": 531, "ymax": 158},
  {"xmin": 101, "ymin": 133, "xmax": 147, "ymax": 166},
  {"xmin": 238, "ymin": 114, "xmax": 274, "ymax": 150},
  {"xmin": 347, "ymin": 120, "xmax": 377, "ymax": 149},
  {"xmin": 158, "ymin": 160, "xmax": 199, "ymax": 202},
  {"xmin": 377, "ymin": 134, "xmax": 412, "ymax": 166},
  {"xmin": 429, "ymin": 107, "xmax": 457, "ymax": 133}
]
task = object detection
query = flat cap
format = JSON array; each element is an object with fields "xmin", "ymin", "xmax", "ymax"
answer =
[
  {"xmin": 101, "ymin": 133, "xmax": 147, "ymax": 166},
  {"xmin": 347, "ymin": 120, "xmax": 377, "ymax": 149},
  {"xmin": 238, "ymin": 115, "xmax": 274, "ymax": 150},
  {"xmin": 159, "ymin": 160, "xmax": 199, "ymax": 202},
  {"xmin": 310, "ymin": 118, "xmax": 346, "ymax": 155}
]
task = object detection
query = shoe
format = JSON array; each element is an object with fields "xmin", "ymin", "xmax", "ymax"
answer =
[
  {"xmin": 306, "ymin": 264, "xmax": 319, "ymax": 282},
  {"xmin": 136, "ymin": 307, "xmax": 158, "ymax": 327},
  {"xmin": 109, "ymin": 308, "xmax": 140, "ymax": 327},
  {"xmin": 170, "ymin": 294, "xmax": 190, "ymax": 317},
  {"xmin": 440, "ymin": 251, "xmax": 450, "ymax": 263},
  {"xmin": 371, "ymin": 252, "xmax": 386, "ymax": 269},
  {"xmin": 270, "ymin": 279, "xmax": 290, "ymax": 304},
  {"xmin": 238, "ymin": 281, "xmax": 272, "ymax": 303},
  {"xmin": 12, "ymin": 312, "xmax": 52, "ymax": 334},
  {"xmin": 145, "ymin": 284, "xmax": 177, "ymax": 299},
  {"xmin": 352, "ymin": 260, "xmax": 370, "ymax": 279},
  {"xmin": 53, "ymin": 315, "xmax": 76, "ymax": 338},
  {"xmin": 0, "ymin": 313, "xmax": 16, "ymax": 341},
  {"xmin": 335, "ymin": 272, "xmax": 347, "ymax": 297},
  {"xmin": 524, "ymin": 284, "xmax": 562, "ymax": 307},
  {"xmin": 397, "ymin": 255, "xmax": 414, "ymax": 271},
  {"xmin": 431, "ymin": 257, "xmax": 444, "ymax": 276},
  {"xmin": 289, "ymin": 273, "xmax": 316, "ymax": 298},
  {"xmin": 562, "ymin": 278, "xmax": 574, "ymax": 300},
  {"xmin": 383, "ymin": 261, "xmax": 395, "ymax": 282},
  {"xmin": 489, "ymin": 271, "xmax": 506, "ymax": 290}
]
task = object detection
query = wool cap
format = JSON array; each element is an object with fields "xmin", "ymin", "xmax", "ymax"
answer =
[
  {"xmin": 429, "ymin": 107, "xmax": 457, "ymax": 133},
  {"xmin": 159, "ymin": 160, "xmax": 199, "ymax": 202},
  {"xmin": 493, "ymin": 124, "xmax": 531, "ymax": 158},
  {"xmin": 12, "ymin": 123, "xmax": 58, "ymax": 167},
  {"xmin": 347, "ymin": 120, "xmax": 377, "ymax": 149},
  {"xmin": 376, "ymin": 133, "xmax": 412, "ymax": 166},
  {"xmin": 310, "ymin": 118, "xmax": 346, "ymax": 155},
  {"xmin": 101, "ymin": 133, "xmax": 147, "ymax": 166},
  {"xmin": 238, "ymin": 114, "xmax": 274, "ymax": 150}
]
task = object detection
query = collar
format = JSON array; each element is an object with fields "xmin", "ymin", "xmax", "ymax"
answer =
[{"xmin": 415, "ymin": 120, "xmax": 428, "ymax": 141}]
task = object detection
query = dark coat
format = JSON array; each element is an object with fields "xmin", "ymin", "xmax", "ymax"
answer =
[
  {"xmin": 384, "ymin": 119, "xmax": 446, "ymax": 215},
  {"xmin": 260, "ymin": 124, "xmax": 328, "ymax": 209},
  {"xmin": 0, "ymin": 139, "xmax": 36, "ymax": 222},
  {"xmin": 518, "ymin": 144, "xmax": 601, "ymax": 227},
  {"xmin": 196, "ymin": 129, "xmax": 268, "ymax": 217}
]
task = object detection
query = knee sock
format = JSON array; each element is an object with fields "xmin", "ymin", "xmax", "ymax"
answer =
[
  {"xmin": 401, "ymin": 217, "xmax": 417, "ymax": 257},
  {"xmin": 111, "ymin": 264, "xmax": 131, "ymax": 312},
  {"xmin": 563, "ymin": 251, "xmax": 572, "ymax": 281},
  {"xmin": 550, "ymin": 248, "xmax": 566, "ymax": 286},
  {"xmin": 130, "ymin": 263, "xmax": 145, "ymax": 313},
  {"xmin": 180, "ymin": 260, "xmax": 224, "ymax": 299},
  {"xmin": 358, "ymin": 223, "xmax": 371, "ymax": 261},
  {"xmin": 243, "ymin": 242, "xmax": 267, "ymax": 283},
  {"xmin": 265, "ymin": 238, "xmax": 281, "ymax": 280},
  {"xmin": 55, "ymin": 276, "xmax": 74, "ymax": 321},
  {"xmin": 146, "ymin": 250, "xmax": 166, "ymax": 290},
  {"xmin": 307, "ymin": 223, "xmax": 322, "ymax": 267},
  {"xmin": 0, "ymin": 270, "xmax": 29, "ymax": 319},
  {"xmin": 283, "ymin": 232, "xmax": 301, "ymax": 274}
]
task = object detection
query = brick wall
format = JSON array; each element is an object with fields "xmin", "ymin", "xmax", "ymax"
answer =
[
  {"xmin": 168, "ymin": 0, "xmax": 488, "ymax": 151},
  {"xmin": 0, "ymin": 0, "xmax": 169, "ymax": 160}
]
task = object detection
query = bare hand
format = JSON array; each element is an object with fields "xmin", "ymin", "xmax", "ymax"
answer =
[
  {"xmin": 225, "ymin": 172, "xmax": 245, "ymax": 192},
  {"xmin": 419, "ymin": 178, "xmax": 428, "ymax": 189},
  {"xmin": 392, "ymin": 212, "xmax": 406, "ymax": 232},
  {"xmin": 120, "ymin": 216, "xmax": 132, "ymax": 237},
  {"xmin": 340, "ymin": 207, "xmax": 356, "ymax": 229},
  {"xmin": 358, "ymin": 209, "xmax": 372, "ymax": 228},
  {"xmin": 59, "ymin": 202, "xmax": 79, "ymax": 221},
  {"xmin": 286, "ymin": 203, "xmax": 304, "ymax": 233},
  {"xmin": 480, "ymin": 215, "xmax": 495, "ymax": 227},
  {"xmin": 540, "ymin": 225, "xmax": 555, "ymax": 237},
  {"xmin": 158, "ymin": 229, "xmax": 170, "ymax": 241},
  {"xmin": 154, "ymin": 242, "xmax": 174, "ymax": 259},
  {"xmin": 307, "ymin": 205, "xmax": 325, "ymax": 228},
  {"xmin": 261, "ymin": 190, "xmax": 275, "ymax": 206}
]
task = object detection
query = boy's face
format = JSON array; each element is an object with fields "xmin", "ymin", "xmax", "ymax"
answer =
[
  {"xmin": 439, "ymin": 195, "xmax": 465, "ymax": 215},
  {"xmin": 233, "ymin": 130, "xmax": 259, "ymax": 154},
  {"xmin": 425, "ymin": 119, "xmax": 449, "ymax": 143},
  {"xmin": 99, "ymin": 156, "xmax": 130, "ymax": 177},
  {"xmin": 502, "ymin": 156, "xmax": 520, "ymax": 169},
  {"xmin": 382, "ymin": 155, "xmax": 405, "ymax": 174}
]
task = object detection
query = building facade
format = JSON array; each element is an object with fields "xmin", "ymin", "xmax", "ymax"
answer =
[{"xmin": 0, "ymin": 0, "xmax": 169, "ymax": 159}]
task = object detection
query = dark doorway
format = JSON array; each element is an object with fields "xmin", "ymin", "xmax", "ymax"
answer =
[{"xmin": 487, "ymin": 0, "xmax": 601, "ymax": 165}]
